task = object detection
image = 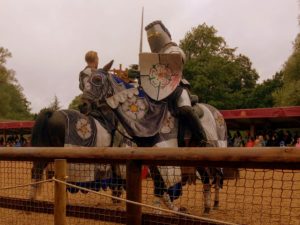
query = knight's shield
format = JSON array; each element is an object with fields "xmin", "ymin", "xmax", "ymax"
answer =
[{"xmin": 139, "ymin": 53, "xmax": 182, "ymax": 101}]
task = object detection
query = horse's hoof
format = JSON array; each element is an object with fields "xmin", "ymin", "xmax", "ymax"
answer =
[
  {"xmin": 213, "ymin": 201, "xmax": 219, "ymax": 209},
  {"xmin": 204, "ymin": 207, "xmax": 210, "ymax": 214},
  {"xmin": 81, "ymin": 190, "xmax": 88, "ymax": 194}
]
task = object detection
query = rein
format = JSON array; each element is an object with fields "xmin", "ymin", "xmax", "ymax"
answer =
[{"xmin": 114, "ymin": 126, "xmax": 135, "ymax": 143}]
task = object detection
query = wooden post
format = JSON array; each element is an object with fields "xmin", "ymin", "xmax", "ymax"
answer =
[
  {"xmin": 54, "ymin": 159, "xmax": 67, "ymax": 225},
  {"xmin": 126, "ymin": 160, "xmax": 142, "ymax": 225}
]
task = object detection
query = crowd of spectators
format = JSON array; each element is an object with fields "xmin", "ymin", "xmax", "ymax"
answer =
[
  {"xmin": 1, "ymin": 131, "xmax": 299, "ymax": 148},
  {"xmin": 228, "ymin": 130, "xmax": 300, "ymax": 148},
  {"xmin": 0, "ymin": 135, "xmax": 30, "ymax": 147}
]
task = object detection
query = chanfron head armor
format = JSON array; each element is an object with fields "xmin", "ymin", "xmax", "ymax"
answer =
[{"xmin": 145, "ymin": 20, "xmax": 172, "ymax": 53}]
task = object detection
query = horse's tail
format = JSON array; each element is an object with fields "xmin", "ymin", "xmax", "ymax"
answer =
[
  {"xmin": 31, "ymin": 108, "xmax": 54, "ymax": 147},
  {"xmin": 31, "ymin": 108, "xmax": 55, "ymax": 181}
]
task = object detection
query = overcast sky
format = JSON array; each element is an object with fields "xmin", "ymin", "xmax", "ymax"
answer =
[{"xmin": 0, "ymin": 0, "xmax": 299, "ymax": 113}]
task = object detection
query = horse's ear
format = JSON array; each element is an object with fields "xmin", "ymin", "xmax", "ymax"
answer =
[{"xmin": 102, "ymin": 60, "xmax": 114, "ymax": 72}]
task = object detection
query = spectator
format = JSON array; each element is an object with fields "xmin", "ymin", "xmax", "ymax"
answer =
[
  {"xmin": 254, "ymin": 135, "xmax": 265, "ymax": 147},
  {"xmin": 20, "ymin": 135, "xmax": 26, "ymax": 145},
  {"xmin": 0, "ymin": 137, "xmax": 4, "ymax": 146},
  {"xmin": 279, "ymin": 140, "xmax": 285, "ymax": 147},
  {"xmin": 14, "ymin": 138, "xmax": 22, "ymax": 147},
  {"xmin": 227, "ymin": 132, "xmax": 233, "ymax": 147},
  {"xmin": 295, "ymin": 138, "xmax": 300, "ymax": 148},
  {"xmin": 233, "ymin": 131, "xmax": 243, "ymax": 147},
  {"xmin": 269, "ymin": 134, "xmax": 278, "ymax": 146},
  {"xmin": 245, "ymin": 137, "xmax": 255, "ymax": 147}
]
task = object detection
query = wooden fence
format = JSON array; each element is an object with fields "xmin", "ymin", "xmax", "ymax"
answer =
[{"xmin": 0, "ymin": 146, "xmax": 299, "ymax": 225}]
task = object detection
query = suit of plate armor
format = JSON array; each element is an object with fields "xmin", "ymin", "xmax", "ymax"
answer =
[{"xmin": 145, "ymin": 20, "xmax": 207, "ymax": 146}]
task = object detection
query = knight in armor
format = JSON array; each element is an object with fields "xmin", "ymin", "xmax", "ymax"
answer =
[
  {"xmin": 78, "ymin": 51, "xmax": 117, "ymax": 133},
  {"xmin": 145, "ymin": 20, "xmax": 207, "ymax": 147},
  {"xmin": 78, "ymin": 51, "xmax": 99, "ymax": 114},
  {"xmin": 142, "ymin": 21, "xmax": 209, "ymax": 211},
  {"xmin": 79, "ymin": 51, "xmax": 99, "ymax": 91}
]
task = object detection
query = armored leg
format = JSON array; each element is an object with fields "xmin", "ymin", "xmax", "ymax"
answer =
[{"xmin": 177, "ymin": 106, "xmax": 207, "ymax": 147}]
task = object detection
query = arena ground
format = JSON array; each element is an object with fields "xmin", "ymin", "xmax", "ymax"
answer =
[{"xmin": 0, "ymin": 162, "xmax": 298, "ymax": 225}]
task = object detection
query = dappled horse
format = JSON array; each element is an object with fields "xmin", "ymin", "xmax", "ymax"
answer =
[{"xmin": 30, "ymin": 66, "xmax": 227, "ymax": 213}]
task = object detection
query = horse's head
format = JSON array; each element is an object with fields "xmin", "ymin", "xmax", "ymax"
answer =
[{"xmin": 82, "ymin": 62, "xmax": 114, "ymax": 105}]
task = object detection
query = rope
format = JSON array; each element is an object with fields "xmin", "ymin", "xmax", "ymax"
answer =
[
  {"xmin": 0, "ymin": 177, "xmax": 238, "ymax": 225},
  {"xmin": 0, "ymin": 179, "xmax": 53, "ymax": 190},
  {"xmin": 53, "ymin": 178, "xmax": 239, "ymax": 225}
]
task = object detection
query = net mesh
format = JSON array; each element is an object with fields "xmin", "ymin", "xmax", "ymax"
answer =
[{"xmin": 0, "ymin": 160, "xmax": 298, "ymax": 225}]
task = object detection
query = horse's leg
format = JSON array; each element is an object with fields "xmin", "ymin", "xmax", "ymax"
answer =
[
  {"xmin": 213, "ymin": 176, "xmax": 220, "ymax": 209},
  {"xmin": 214, "ymin": 182, "xmax": 220, "ymax": 209},
  {"xmin": 30, "ymin": 161, "xmax": 48, "ymax": 200},
  {"xmin": 213, "ymin": 168, "xmax": 223, "ymax": 209},
  {"xmin": 110, "ymin": 165, "xmax": 124, "ymax": 204},
  {"xmin": 197, "ymin": 167, "xmax": 211, "ymax": 214}
]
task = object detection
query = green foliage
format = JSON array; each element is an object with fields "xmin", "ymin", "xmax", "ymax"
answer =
[
  {"xmin": 0, "ymin": 47, "xmax": 32, "ymax": 120},
  {"xmin": 273, "ymin": 34, "xmax": 300, "ymax": 106},
  {"xmin": 48, "ymin": 95, "xmax": 61, "ymax": 111},
  {"xmin": 248, "ymin": 72, "xmax": 284, "ymax": 108},
  {"xmin": 180, "ymin": 24, "xmax": 259, "ymax": 109},
  {"xmin": 68, "ymin": 94, "xmax": 83, "ymax": 110},
  {"xmin": 273, "ymin": 80, "xmax": 300, "ymax": 106}
]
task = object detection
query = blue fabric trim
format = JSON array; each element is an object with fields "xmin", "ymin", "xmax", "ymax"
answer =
[
  {"xmin": 167, "ymin": 183, "xmax": 182, "ymax": 201},
  {"xmin": 112, "ymin": 75, "xmax": 145, "ymax": 98},
  {"xmin": 112, "ymin": 75, "xmax": 134, "ymax": 89}
]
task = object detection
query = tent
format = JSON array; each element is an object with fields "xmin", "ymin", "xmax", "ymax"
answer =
[
  {"xmin": 0, "ymin": 120, "xmax": 34, "ymax": 137},
  {"xmin": 220, "ymin": 106, "xmax": 300, "ymax": 133}
]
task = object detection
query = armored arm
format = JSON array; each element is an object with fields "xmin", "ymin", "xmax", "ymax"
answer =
[{"xmin": 79, "ymin": 68, "xmax": 93, "ymax": 91}]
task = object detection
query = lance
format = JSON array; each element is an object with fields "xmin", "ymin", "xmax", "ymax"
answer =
[{"xmin": 139, "ymin": 6, "xmax": 144, "ymax": 53}]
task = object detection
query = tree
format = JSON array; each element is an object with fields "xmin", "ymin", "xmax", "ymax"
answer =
[
  {"xmin": 179, "ymin": 23, "xmax": 259, "ymax": 109},
  {"xmin": 68, "ymin": 94, "xmax": 83, "ymax": 110},
  {"xmin": 0, "ymin": 47, "xmax": 32, "ymax": 120},
  {"xmin": 273, "ymin": 34, "xmax": 300, "ymax": 106},
  {"xmin": 247, "ymin": 72, "xmax": 283, "ymax": 108},
  {"xmin": 48, "ymin": 95, "xmax": 61, "ymax": 111}
]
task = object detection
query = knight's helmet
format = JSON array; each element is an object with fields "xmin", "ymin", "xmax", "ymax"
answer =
[
  {"xmin": 145, "ymin": 20, "xmax": 186, "ymax": 64},
  {"xmin": 145, "ymin": 20, "xmax": 172, "ymax": 53}
]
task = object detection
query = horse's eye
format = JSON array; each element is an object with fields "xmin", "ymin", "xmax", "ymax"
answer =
[{"xmin": 92, "ymin": 75, "xmax": 102, "ymax": 85}]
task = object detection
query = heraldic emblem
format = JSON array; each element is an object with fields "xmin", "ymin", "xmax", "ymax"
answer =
[{"xmin": 139, "ymin": 53, "xmax": 182, "ymax": 101}]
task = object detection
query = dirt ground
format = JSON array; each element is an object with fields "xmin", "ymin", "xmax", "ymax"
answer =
[{"xmin": 0, "ymin": 161, "xmax": 299, "ymax": 225}]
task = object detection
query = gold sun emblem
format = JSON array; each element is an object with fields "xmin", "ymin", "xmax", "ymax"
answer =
[
  {"xmin": 215, "ymin": 113, "xmax": 225, "ymax": 127},
  {"xmin": 76, "ymin": 118, "xmax": 92, "ymax": 139}
]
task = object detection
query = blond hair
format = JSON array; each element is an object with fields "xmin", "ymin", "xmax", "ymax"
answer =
[{"xmin": 85, "ymin": 51, "xmax": 98, "ymax": 64}]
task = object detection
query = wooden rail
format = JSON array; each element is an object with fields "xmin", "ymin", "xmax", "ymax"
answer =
[{"xmin": 0, "ymin": 147, "xmax": 299, "ymax": 169}]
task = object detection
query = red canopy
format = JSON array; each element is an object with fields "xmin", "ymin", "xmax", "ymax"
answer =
[
  {"xmin": 220, "ymin": 106, "xmax": 300, "ymax": 119},
  {"xmin": 220, "ymin": 106, "xmax": 300, "ymax": 130},
  {"xmin": 0, "ymin": 121, "xmax": 35, "ymax": 130}
]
